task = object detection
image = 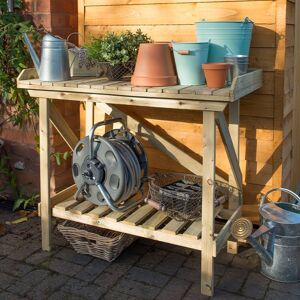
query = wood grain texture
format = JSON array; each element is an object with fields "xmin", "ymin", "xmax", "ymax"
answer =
[
  {"xmin": 39, "ymin": 98, "xmax": 51, "ymax": 251},
  {"xmin": 201, "ymin": 111, "xmax": 216, "ymax": 295},
  {"xmin": 272, "ymin": 0, "xmax": 287, "ymax": 193},
  {"xmin": 84, "ymin": 0, "xmax": 274, "ymax": 5},
  {"xmin": 292, "ymin": 0, "xmax": 300, "ymax": 189},
  {"xmin": 84, "ymin": 2, "xmax": 276, "ymax": 25},
  {"xmin": 86, "ymin": 24, "xmax": 276, "ymax": 48}
]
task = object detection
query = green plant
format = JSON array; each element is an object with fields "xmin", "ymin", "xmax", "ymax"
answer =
[
  {"xmin": 34, "ymin": 135, "xmax": 72, "ymax": 166},
  {"xmin": 85, "ymin": 29, "xmax": 152, "ymax": 66},
  {"xmin": 0, "ymin": 0, "xmax": 40, "ymax": 128},
  {"xmin": 51, "ymin": 151, "xmax": 71, "ymax": 166},
  {"xmin": 12, "ymin": 193, "xmax": 39, "ymax": 211}
]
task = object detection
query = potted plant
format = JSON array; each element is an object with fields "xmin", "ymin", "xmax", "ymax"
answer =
[{"xmin": 85, "ymin": 29, "xmax": 152, "ymax": 80}]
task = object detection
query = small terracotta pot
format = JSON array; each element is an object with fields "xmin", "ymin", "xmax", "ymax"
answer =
[
  {"xmin": 131, "ymin": 43, "xmax": 177, "ymax": 87},
  {"xmin": 202, "ymin": 63, "xmax": 230, "ymax": 88}
]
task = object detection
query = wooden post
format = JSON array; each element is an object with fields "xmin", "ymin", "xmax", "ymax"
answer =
[
  {"xmin": 201, "ymin": 111, "xmax": 216, "ymax": 296},
  {"xmin": 78, "ymin": 0, "xmax": 85, "ymax": 46},
  {"xmin": 292, "ymin": 1, "xmax": 300, "ymax": 189},
  {"xmin": 39, "ymin": 98, "xmax": 51, "ymax": 251},
  {"xmin": 85, "ymin": 101, "xmax": 94, "ymax": 135},
  {"xmin": 228, "ymin": 100, "xmax": 241, "ymax": 210}
]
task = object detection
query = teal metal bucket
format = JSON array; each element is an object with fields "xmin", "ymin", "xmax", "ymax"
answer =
[
  {"xmin": 172, "ymin": 42, "xmax": 209, "ymax": 85},
  {"xmin": 195, "ymin": 18, "xmax": 253, "ymax": 62}
]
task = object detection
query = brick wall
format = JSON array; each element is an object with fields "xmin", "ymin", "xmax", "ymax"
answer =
[{"xmin": 0, "ymin": 0, "xmax": 79, "ymax": 197}]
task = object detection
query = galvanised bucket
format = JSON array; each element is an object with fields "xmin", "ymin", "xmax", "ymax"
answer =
[
  {"xmin": 172, "ymin": 42, "xmax": 209, "ymax": 85},
  {"xmin": 195, "ymin": 18, "xmax": 253, "ymax": 62}
]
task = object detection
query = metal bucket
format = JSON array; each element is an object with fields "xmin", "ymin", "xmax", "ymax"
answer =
[
  {"xmin": 224, "ymin": 55, "xmax": 248, "ymax": 83},
  {"xmin": 172, "ymin": 42, "xmax": 209, "ymax": 85},
  {"xmin": 195, "ymin": 18, "xmax": 253, "ymax": 62}
]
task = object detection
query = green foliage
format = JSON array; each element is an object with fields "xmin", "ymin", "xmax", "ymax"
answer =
[
  {"xmin": 0, "ymin": 0, "xmax": 40, "ymax": 127},
  {"xmin": 12, "ymin": 193, "xmax": 39, "ymax": 211},
  {"xmin": 0, "ymin": 155, "xmax": 39, "ymax": 211},
  {"xmin": 85, "ymin": 29, "xmax": 152, "ymax": 66},
  {"xmin": 35, "ymin": 135, "xmax": 71, "ymax": 166},
  {"xmin": 50, "ymin": 151, "xmax": 71, "ymax": 166}
]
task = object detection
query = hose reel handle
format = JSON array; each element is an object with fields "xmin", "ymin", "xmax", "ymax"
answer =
[
  {"xmin": 260, "ymin": 187, "xmax": 300, "ymax": 208},
  {"xmin": 89, "ymin": 118, "xmax": 126, "ymax": 158}
]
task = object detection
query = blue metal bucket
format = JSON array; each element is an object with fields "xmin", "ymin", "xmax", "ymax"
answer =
[
  {"xmin": 172, "ymin": 42, "xmax": 209, "ymax": 85},
  {"xmin": 195, "ymin": 18, "xmax": 253, "ymax": 62}
]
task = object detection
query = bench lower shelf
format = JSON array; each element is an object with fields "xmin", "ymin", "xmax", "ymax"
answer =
[{"xmin": 53, "ymin": 197, "xmax": 241, "ymax": 257}]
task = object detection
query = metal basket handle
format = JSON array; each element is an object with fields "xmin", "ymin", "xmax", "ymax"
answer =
[
  {"xmin": 260, "ymin": 187, "xmax": 300, "ymax": 208},
  {"xmin": 243, "ymin": 17, "xmax": 254, "ymax": 24},
  {"xmin": 177, "ymin": 50, "xmax": 190, "ymax": 55}
]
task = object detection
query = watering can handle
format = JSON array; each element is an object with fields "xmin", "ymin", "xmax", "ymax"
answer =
[{"xmin": 260, "ymin": 187, "xmax": 300, "ymax": 208}]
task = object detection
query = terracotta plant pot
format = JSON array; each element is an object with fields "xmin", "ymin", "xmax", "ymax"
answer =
[
  {"xmin": 131, "ymin": 43, "xmax": 177, "ymax": 87},
  {"xmin": 202, "ymin": 63, "xmax": 230, "ymax": 88}
]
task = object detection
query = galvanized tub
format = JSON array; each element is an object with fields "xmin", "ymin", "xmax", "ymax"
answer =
[
  {"xmin": 172, "ymin": 42, "xmax": 209, "ymax": 85},
  {"xmin": 224, "ymin": 55, "xmax": 248, "ymax": 83},
  {"xmin": 195, "ymin": 18, "xmax": 253, "ymax": 63}
]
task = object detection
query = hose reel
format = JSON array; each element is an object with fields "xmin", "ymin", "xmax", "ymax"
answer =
[{"xmin": 72, "ymin": 118, "xmax": 148, "ymax": 212}]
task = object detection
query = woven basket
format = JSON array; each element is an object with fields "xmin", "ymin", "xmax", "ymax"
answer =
[{"xmin": 57, "ymin": 221, "xmax": 135, "ymax": 262}]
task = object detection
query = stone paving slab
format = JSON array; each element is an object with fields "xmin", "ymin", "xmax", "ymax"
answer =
[{"xmin": 0, "ymin": 210, "xmax": 299, "ymax": 300}]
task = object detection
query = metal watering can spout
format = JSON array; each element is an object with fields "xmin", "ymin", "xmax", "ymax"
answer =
[
  {"xmin": 22, "ymin": 33, "xmax": 40, "ymax": 77},
  {"xmin": 230, "ymin": 217, "xmax": 274, "ymax": 266},
  {"xmin": 247, "ymin": 224, "xmax": 274, "ymax": 266}
]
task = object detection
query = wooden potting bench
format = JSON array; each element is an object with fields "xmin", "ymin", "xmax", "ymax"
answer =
[{"xmin": 17, "ymin": 68, "xmax": 262, "ymax": 296}]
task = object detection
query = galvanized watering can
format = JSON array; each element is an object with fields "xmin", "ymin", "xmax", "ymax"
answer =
[
  {"xmin": 231, "ymin": 187, "xmax": 300, "ymax": 282},
  {"xmin": 23, "ymin": 33, "xmax": 70, "ymax": 82}
]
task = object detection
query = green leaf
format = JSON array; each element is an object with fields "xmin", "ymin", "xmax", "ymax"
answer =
[
  {"xmin": 23, "ymin": 199, "xmax": 30, "ymax": 209},
  {"xmin": 13, "ymin": 198, "xmax": 24, "ymax": 211},
  {"xmin": 63, "ymin": 151, "xmax": 69, "ymax": 160},
  {"xmin": 54, "ymin": 153, "xmax": 61, "ymax": 166}
]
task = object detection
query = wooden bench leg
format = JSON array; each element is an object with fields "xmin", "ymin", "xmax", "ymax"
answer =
[
  {"xmin": 85, "ymin": 101, "xmax": 94, "ymax": 135},
  {"xmin": 228, "ymin": 100, "xmax": 241, "ymax": 210},
  {"xmin": 201, "ymin": 111, "xmax": 216, "ymax": 296},
  {"xmin": 39, "ymin": 98, "xmax": 52, "ymax": 251}
]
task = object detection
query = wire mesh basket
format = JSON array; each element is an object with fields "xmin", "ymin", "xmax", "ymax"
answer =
[
  {"xmin": 147, "ymin": 173, "xmax": 241, "ymax": 221},
  {"xmin": 101, "ymin": 61, "xmax": 135, "ymax": 80},
  {"xmin": 57, "ymin": 221, "xmax": 136, "ymax": 262}
]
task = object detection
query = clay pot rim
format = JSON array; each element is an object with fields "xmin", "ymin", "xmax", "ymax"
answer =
[
  {"xmin": 202, "ymin": 63, "xmax": 230, "ymax": 70},
  {"xmin": 172, "ymin": 42, "xmax": 209, "ymax": 45},
  {"xmin": 131, "ymin": 75, "xmax": 177, "ymax": 87},
  {"xmin": 139, "ymin": 42, "xmax": 169, "ymax": 46},
  {"xmin": 195, "ymin": 20, "xmax": 253, "ymax": 24},
  {"xmin": 131, "ymin": 75, "xmax": 177, "ymax": 80}
]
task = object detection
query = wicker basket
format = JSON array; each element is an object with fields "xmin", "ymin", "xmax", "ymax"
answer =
[
  {"xmin": 57, "ymin": 221, "xmax": 135, "ymax": 262},
  {"xmin": 148, "ymin": 173, "xmax": 241, "ymax": 222}
]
